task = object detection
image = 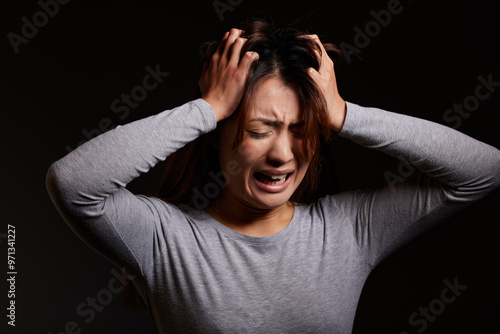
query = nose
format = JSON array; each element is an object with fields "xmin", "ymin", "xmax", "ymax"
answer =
[{"xmin": 267, "ymin": 132, "xmax": 295, "ymax": 165}]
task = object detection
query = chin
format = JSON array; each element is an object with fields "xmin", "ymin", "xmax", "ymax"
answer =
[
  {"xmin": 251, "ymin": 192, "xmax": 294, "ymax": 210},
  {"xmin": 248, "ymin": 174, "xmax": 299, "ymax": 209}
]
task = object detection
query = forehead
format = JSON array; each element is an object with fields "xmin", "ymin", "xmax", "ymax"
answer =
[{"xmin": 247, "ymin": 78, "xmax": 302, "ymax": 123}]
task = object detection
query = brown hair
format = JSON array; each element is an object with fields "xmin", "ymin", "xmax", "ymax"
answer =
[
  {"xmin": 156, "ymin": 18, "xmax": 343, "ymax": 207},
  {"xmin": 124, "ymin": 16, "xmax": 344, "ymax": 310}
]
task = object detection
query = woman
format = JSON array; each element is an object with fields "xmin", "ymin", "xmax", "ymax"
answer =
[{"xmin": 46, "ymin": 19, "xmax": 500, "ymax": 333}]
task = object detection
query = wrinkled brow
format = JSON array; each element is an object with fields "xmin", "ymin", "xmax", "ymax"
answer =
[{"xmin": 249, "ymin": 118, "xmax": 305, "ymax": 128}]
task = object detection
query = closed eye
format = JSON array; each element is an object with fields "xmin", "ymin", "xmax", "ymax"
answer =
[{"xmin": 248, "ymin": 131, "xmax": 271, "ymax": 138}]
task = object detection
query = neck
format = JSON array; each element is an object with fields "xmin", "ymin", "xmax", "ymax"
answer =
[{"xmin": 205, "ymin": 192, "xmax": 294, "ymax": 237}]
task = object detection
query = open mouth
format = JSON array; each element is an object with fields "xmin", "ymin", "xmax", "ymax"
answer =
[{"xmin": 254, "ymin": 172, "xmax": 292, "ymax": 186}]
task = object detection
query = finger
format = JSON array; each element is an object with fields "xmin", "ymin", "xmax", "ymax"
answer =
[
  {"xmin": 302, "ymin": 34, "xmax": 329, "ymax": 69},
  {"xmin": 229, "ymin": 37, "xmax": 248, "ymax": 67},
  {"xmin": 238, "ymin": 50, "xmax": 259, "ymax": 70},
  {"xmin": 214, "ymin": 31, "xmax": 230, "ymax": 58},
  {"xmin": 307, "ymin": 67, "xmax": 321, "ymax": 83},
  {"xmin": 311, "ymin": 36, "xmax": 327, "ymax": 68},
  {"xmin": 301, "ymin": 34, "xmax": 322, "ymax": 52},
  {"xmin": 304, "ymin": 34, "xmax": 326, "ymax": 53},
  {"xmin": 221, "ymin": 28, "xmax": 243, "ymax": 61}
]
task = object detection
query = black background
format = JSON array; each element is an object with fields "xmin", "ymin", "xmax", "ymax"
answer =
[{"xmin": 1, "ymin": 0, "xmax": 499, "ymax": 333}]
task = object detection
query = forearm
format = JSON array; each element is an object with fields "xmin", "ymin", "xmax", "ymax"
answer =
[
  {"xmin": 46, "ymin": 98, "xmax": 217, "ymax": 216},
  {"xmin": 332, "ymin": 101, "xmax": 500, "ymax": 266},
  {"xmin": 329, "ymin": 97, "xmax": 347, "ymax": 133},
  {"xmin": 339, "ymin": 102, "xmax": 500, "ymax": 197}
]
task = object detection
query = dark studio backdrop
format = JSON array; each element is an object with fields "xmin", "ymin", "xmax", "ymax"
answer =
[{"xmin": 1, "ymin": 0, "xmax": 499, "ymax": 333}]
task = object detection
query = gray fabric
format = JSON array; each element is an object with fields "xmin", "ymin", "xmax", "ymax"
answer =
[{"xmin": 46, "ymin": 98, "xmax": 500, "ymax": 333}]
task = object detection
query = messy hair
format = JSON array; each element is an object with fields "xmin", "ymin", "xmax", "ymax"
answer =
[
  {"xmin": 123, "ymin": 16, "xmax": 344, "ymax": 309},
  {"xmin": 156, "ymin": 17, "xmax": 343, "ymax": 206}
]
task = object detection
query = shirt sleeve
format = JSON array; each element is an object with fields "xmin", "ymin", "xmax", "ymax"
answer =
[
  {"xmin": 46, "ymin": 98, "xmax": 217, "ymax": 277},
  {"xmin": 327, "ymin": 101, "xmax": 500, "ymax": 267}
]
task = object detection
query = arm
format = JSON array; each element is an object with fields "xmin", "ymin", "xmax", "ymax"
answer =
[
  {"xmin": 308, "ymin": 35, "xmax": 500, "ymax": 265},
  {"xmin": 335, "ymin": 101, "xmax": 500, "ymax": 266},
  {"xmin": 46, "ymin": 99, "xmax": 217, "ymax": 273},
  {"xmin": 46, "ymin": 28, "xmax": 258, "ymax": 274}
]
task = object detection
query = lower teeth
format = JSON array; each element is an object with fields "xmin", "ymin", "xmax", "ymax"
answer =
[
  {"xmin": 256, "ymin": 173, "xmax": 288, "ymax": 185},
  {"xmin": 265, "ymin": 179, "xmax": 285, "ymax": 185}
]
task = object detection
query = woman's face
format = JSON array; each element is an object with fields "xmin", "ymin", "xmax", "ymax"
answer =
[{"xmin": 216, "ymin": 77, "xmax": 310, "ymax": 210}]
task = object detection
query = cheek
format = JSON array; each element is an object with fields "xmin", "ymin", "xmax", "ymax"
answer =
[
  {"xmin": 234, "ymin": 140, "xmax": 263, "ymax": 163},
  {"xmin": 218, "ymin": 140, "xmax": 256, "ymax": 181},
  {"xmin": 298, "ymin": 163, "xmax": 310, "ymax": 181},
  {"xmin": 297, "ymin": 158, "xmax": 309, "ymax": 177}
]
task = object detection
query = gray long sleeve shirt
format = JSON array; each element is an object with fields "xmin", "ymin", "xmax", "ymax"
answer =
[{"xmin": 46, "ymin": 98, "xmax": 500, "ymax": 333}]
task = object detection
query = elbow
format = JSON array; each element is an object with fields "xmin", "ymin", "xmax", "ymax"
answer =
[
  {"xmin": 46, "ymin": 159, "xmax": 89, "ymax": 221},
  {"xmin": 46, "ymin": 158, "xmax": 108, "ymax": 219},
  {"xmin": 475, "ymin": 146, "xmax": 500, "ymax": 194},
  {"xmin": 490, "ymin": 148, "xmax": 500, "ymax": 189},
  {"xmin": 46, "ymin": 160, "xmax": 76, "ymax": 207},
  {"xmin": 46, "ymin": 161, "xmax": 65, "ymax": 204},
  {"xmin": 451, "ymin": 146, "xmax": 500, "ymax": 199}
]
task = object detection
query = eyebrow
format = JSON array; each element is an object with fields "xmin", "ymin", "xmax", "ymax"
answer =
[{"xmin": 249, "ymin": 118, "xmax": 305, "ymax": 128}]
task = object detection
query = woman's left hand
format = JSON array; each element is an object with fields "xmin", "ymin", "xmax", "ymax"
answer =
[{"xmin": 305, "ymin": 35, "xmax": 346, "ymax": 133}]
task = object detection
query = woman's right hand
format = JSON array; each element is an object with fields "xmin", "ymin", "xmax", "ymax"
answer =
[{"xmin": 199, "ymin": 28, "xmax": 259, "ymax": 122}]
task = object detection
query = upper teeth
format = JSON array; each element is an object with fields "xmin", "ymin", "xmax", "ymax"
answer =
[{"xmin": 267, "ymin": 174, "xmax": 287, "ymax": 180}]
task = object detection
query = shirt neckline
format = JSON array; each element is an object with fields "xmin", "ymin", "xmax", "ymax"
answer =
[{"xmin": 182, "ymin": 204, "xmax": 301, "ymax": 245}]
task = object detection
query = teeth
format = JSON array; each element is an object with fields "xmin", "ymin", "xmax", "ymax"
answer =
[{"xmin": 257, "ymin": 172, "xmax": 289, "ymax": 186}]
